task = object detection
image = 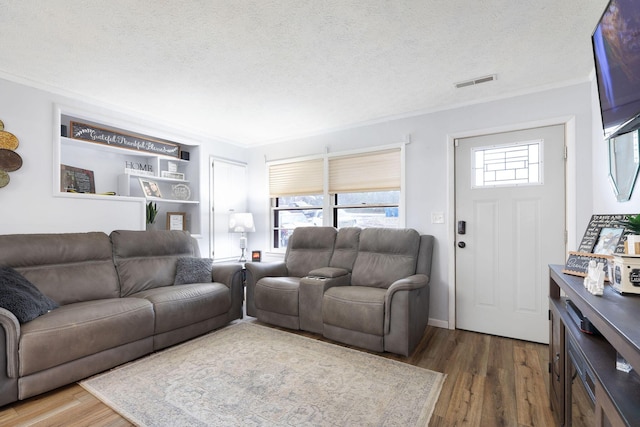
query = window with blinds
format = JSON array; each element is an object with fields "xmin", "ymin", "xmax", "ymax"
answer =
[
  {"xmin": 268, "ymin": 158, "xmax": 323, "ymax": 197},
  {"xmin": 329, "ymin": 149, "xmax": 401, "ymax": 193},
  {"xmin": 268, "ymin": 147, "xmax": 403, "ymax": 249}
]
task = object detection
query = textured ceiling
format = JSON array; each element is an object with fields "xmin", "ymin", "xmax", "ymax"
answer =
[{"xmin": 0, "ymin": 0, "xmax": 609, "ymax": 146}]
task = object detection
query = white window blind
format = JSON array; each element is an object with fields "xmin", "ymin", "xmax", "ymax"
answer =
[
  {"xmin": 329, "ymin": 148, "xmax": 401, "ymax": 193},
  {"xmin": 268, "ymin": 158, "xmax": 323, "ymax": 197}
]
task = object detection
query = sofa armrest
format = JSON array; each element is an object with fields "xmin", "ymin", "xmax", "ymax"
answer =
[
  {"xmin": 212, "ymin": 263, "xmax": 244, "ymax": 321},
  {"xmin": 383, "ymin": 274, "xmax": 429, "ymax": 333},
  {"xmin": 212, "ymin": 263, "xmax": 243, "ymax": 288},
  {"xmin": 245, "ymin": 262, "xmax": 288, "ymax": 284},
  {"xmin": 308, "ymin": 267, "xmax": 350, "ymax": 279},
  {"xmin": 0, "ymin": 308, "xmax": 20, "ymax": 378},
  {"xmin": 244, "ymin": 262, "xmax": 288, "ymax": 317}
]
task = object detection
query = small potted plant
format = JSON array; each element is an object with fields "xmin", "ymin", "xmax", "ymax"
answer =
[
  {"xmin": 619, "ymin": 214, "xmax": 640, "ymax": 254},
  {"xmin": 146, "ymin": 202, "xmax": 158, "ymax": 229}
]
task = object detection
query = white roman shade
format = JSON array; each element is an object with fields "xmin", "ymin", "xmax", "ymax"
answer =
[
  {"xmin": 329, "ymin": 148, "xmax": 401, "ymax": 193},
  {"xmin": 268, "ymin": 158, "xmax": 323, "ymax": 197}
]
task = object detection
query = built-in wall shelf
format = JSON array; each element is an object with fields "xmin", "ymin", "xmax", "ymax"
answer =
[{"xmin": 53, "ymin": 106, "xmax": 202, "ymax": 234}]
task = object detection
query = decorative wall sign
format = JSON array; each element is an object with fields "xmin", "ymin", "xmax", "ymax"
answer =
[
  {"xmin": 70, "ymin": 121, "xmax": 180, "ymax": 158},
  {"xmin": 577, "ymin": 214, "xmax": 629, "ymax": 254},
  {"xmin": 167, "ymin": 212, "xmax": 186, "ymax": 231},
  {"xmin": 161, "ymin": 171, "xmax": 185, "ymax": 180},
  {"xmin": 171, "ymin": 183, "xmax": 191, "ymax": 200},
  {"xmin": 124, "ymin": 161, "xmax": 154, "ymax": 176},
  {"xmin": 61, "ymin": 164, "xmax": 95, "ymax": 193},
  {"xmin": 563, "ymin": 251, "xmax": 612, "ymax": 277}
]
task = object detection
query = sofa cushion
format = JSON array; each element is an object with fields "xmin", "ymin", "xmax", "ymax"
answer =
[
  {"xmin": 323, "ymin": 286, "xmax": 387, "ymax": 335},
  {"xmin": 351, "ymin": 228, "xmax": 420, "ymax": 288},
  {"xmin": 130, "ymin": 283, "xmax": 230, "ymax": 334},
  {"xmin": 19, "ymin": 298, "xmax": 154, "ymax": 376},
  {"xmin": 174, "ymin": 257, "xmax": 213, "ymax": 285},
  {"xmin": 0, "ymin": 267, "xmax": 59, "ymax": 323},
  {"xmin": 0, "ymin": 232, "xmax": 120, "ymax": 304},
  {"xmin": 285, "ymin": 227, "xmax": 337, "ymax": 278},
  {"xmin": 111, "ymin": 230, "xmax": 200, "ymax": 296},
  {"xmin": 255, "ymin": 277, "xmax": 300, "ymax": 316},
  {"xmin": 329, "ymin": 227, "xmax": 361, "ymax": 271}
]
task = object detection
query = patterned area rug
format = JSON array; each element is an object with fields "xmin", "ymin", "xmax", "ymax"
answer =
[{"xmin": 80, "ymin": 322, "xmax": 445, "ymax": 426}]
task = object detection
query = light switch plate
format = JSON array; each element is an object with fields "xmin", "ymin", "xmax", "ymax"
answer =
[{"xmin": 431, "ymin": 212, "xmax": 445, "ymax": 224}]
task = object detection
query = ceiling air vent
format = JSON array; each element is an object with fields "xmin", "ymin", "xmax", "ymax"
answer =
[{"xmin": 455, "ymin": 74, "xmax": 497, "ymax": 89}]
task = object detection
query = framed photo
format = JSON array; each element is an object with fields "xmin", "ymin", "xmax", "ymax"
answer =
[
  {"xmin": 167, "ymin": 212, "xmax": 186, "ymax": 231},
  {"xmin": 139, "ymin": 178, "xmax": 162, "ymax": 198},
  {"xmin": 593, "ymin": 227, "xmax": 625, "ymax": 255}
]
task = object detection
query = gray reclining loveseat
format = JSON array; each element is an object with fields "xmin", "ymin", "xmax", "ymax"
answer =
[{"xmin": 245, "ymin": 227, "xmax": 434, "ymax": 356}]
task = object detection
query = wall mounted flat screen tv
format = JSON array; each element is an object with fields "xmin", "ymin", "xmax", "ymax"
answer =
[{"xmin": 592, "ymin": 0, "xmax": 640, "ymax": 138}]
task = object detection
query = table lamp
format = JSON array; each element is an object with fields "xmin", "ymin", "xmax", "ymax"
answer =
[{"xmin": 228, "ymin": 212, "xmax": 255, "ymax": 262}]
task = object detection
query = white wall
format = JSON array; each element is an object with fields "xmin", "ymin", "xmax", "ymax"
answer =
[
  {"xmin": 0, "ymin": 77, "xmax": 246, "ymax": 256},
  {"xmin": 246, "ymin": 82, "xmax": 595, "ymax": 326}
]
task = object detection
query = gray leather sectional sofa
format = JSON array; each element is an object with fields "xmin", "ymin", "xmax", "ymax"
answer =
[
  {"xmin": 246, "ymin": 227, "xmax": 434, "ymax": 356},
  {"xmin": 0, "ymin": 230, "xmax": 243, "ymax": 407}
]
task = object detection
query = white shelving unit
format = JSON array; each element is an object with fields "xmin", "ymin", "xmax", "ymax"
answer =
[{"xmin": 54, "ymin": 108, "xmax": 201, "ymax": 235}]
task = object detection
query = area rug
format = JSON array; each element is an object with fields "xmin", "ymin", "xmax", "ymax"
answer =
[{"xmin": 80, "ymin": 322, "xmax": 445, "ymax": 426}]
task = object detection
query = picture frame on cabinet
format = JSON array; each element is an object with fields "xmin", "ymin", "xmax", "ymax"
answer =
[
  {"xmin": 167, "ymin": 212, "xmax": 186, "ymax": 231},
  {"xmin": 61, "ymin": 164, "xmax": 95, "ymax": 193},
  {"xmin": 139, "ymin": 178, "xmax": 162, "ymax": 198}
]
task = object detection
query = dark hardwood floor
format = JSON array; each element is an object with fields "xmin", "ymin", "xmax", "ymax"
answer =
[{"xmin": 0, "ymin": 318, "xmax": 556, "ymax": 426}]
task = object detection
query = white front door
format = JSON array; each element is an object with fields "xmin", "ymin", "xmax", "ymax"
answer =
[{"xmin": 454, "ymin": 125, "xmax": 566, "ymax": 343}]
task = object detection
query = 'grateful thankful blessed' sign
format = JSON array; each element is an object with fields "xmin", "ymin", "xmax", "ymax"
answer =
[{"xmin": 70, "ymin": 122, "xmax": 180, "ymax": 158}]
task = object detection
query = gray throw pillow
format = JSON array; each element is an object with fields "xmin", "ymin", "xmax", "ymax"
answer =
[
  {"xmin": 174, "ymin": 257, "xmax": 213, "ymax": 285},
  {"xmin": 0, "ymin": 266, "xmax": 59, "ymax": 323}
]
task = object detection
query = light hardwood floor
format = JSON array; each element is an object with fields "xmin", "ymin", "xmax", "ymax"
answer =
[{"xmin": 0, "ymin": 318, "xmax": 556, "ymax": 426}]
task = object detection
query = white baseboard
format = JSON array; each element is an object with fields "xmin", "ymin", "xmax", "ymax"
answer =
[{"xmin": 427, "ymin": 318, "xmax": 449, "ymax": 329}]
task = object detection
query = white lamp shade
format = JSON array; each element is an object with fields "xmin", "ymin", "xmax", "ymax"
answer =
[{"xmin": 228, "ymin": 212, "xmax": 255, "ymax": 233}]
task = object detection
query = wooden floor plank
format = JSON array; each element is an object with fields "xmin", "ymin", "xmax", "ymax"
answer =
[{"xmin": 0, "ymin": 319, "xmax": 555, "ymax": 426}]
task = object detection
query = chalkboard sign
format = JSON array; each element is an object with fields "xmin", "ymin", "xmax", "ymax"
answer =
[
  {"xmin": 61, "ymin": 164, "xmax": 95, "ymax": 193},
  {"xmin": 70, "ymin": 122, "xmax": 180, "ymax": 158},
  {"xmin": 563, "ymin": 251, "xmax": 612, "ymax": 277},
  {"xmin": 577, "ymin": 214, "xmax": 630, "ymax": 254}
]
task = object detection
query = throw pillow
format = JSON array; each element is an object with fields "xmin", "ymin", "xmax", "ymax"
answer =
[
  {"xmin": 174, "ymin": 257, "xmax": 213, "ymax": 285},
  {"xmin": 0, "ymin": 266, "xmax": 59, "ymax": 323}
]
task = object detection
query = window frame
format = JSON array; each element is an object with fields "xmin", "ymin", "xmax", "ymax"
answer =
[{"xmin": 268, "ymin": 145, "xmax": 405, "ymax": 251}]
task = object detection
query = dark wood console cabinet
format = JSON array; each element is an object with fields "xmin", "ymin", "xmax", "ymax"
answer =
[{"xmin": 549, "ymin": 265, "xmax": 640, "ymax": 426}]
